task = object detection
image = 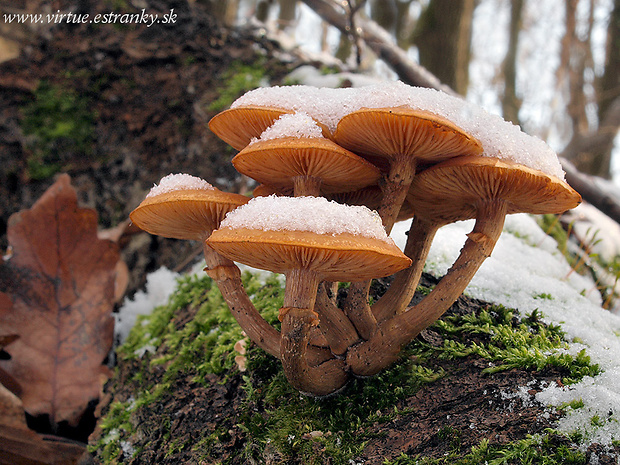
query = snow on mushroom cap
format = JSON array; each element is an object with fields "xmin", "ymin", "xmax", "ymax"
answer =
[
  {"xmin": 147, "ymin": 173, "xmax": 215, "ymax": 198},
  {"xmin": 219, "ymin": 195, "xmax": 392, "ymax": 243},
  {"xmin": 231, "ymin": 81, "xmax": 565, "ymax": 180},
  {"xmin": 250, "ymin": 112, "xmax": 324, "ymax": 144}
]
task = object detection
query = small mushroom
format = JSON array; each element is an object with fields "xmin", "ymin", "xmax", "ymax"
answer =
[
  {"xmin": 233, "ymin": 113, "xmax": 381, "ymax": 197},
  {"xmin": 207, "ymin": 196, "xmax": 411, "ymax": 395},
  {"xmin": 349, "ymin": 155, "xmax": 581, "ymax": 377},
  {"xmin": 129, "ymin": 174, "xmax": 248, "ymax": 241},
  {"xmin": 129, "ymin": 174, "xmax": 282, "ymax": 358}
]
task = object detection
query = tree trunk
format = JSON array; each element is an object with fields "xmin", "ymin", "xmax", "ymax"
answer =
[
  {"xmin": 410, "ymin": 0, "xmax": 475, "ymax": 96},
  {"xmin": 501, "ymin": 0, "xmax": 524, "ymax": 125}
]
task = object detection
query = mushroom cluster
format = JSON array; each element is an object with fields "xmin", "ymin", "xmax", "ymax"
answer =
[{"xmin": 130, "ymin": 81, "xmax": 581, "ymax": 396}]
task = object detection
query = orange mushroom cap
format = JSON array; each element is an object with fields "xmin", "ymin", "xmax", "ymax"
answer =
[
  {"xmin": 333, "ymin": 107, "xmax": 483, "ymax": 171},
  {"xmin": 233, "ymin": 137, "xmax": 381, "ymax": 195},
  {"xmin": 208, "ymin": 228, "xmax": 411, "ymax": 282},
  {"xmin": 206, "ymin": 196, "xmax": 411, "ymax": 281},
  {"xmin": 209, "ymin": 106, "xmax": 331, "ymax": 151},
  {"xmin": 130, "ymin": 174, "xmax": 249, "ymax": 240},
  {"xmin": 409, "ymin": 155, "xmax": 582, "ymax": 224}
]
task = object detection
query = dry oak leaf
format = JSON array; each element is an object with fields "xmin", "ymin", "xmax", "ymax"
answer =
[{"xmin": 0, "ymin": 174, "xmax": 119, "ymax": 427}]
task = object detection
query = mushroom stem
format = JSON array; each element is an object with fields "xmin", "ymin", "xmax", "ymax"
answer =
[
  {"xmin": 283, "ymin": 268, "xmax": 321, "ymax": 310},
  {"xmin": 203, "ymin": 243, "xmax": 282, "ymax": 358},
  {"xmin": 343, "ymin": 281, "xmax": 376, "ymax": 340},
  {"xmin": 347, "ymin": 200, "xmax": 508, "ymax": 377},
  {"xmin": 342, "ymin": 158, "xmax": 416, "ymax": 338},
  {"xmin": 315, "ymin": 282, "xmax": 360, "ymax": 354},
  {"xmin": 293, "ymin": 175, "xmax": 322, "ymax": 197},
  {"xmin": 378, "ymin": 158, "xmax": 417, "ymax": 234},
  {"xmin": 280, "ymin": 269, "xmax": 349, "ymax": 395},
  {"xmin": 280, "ymin": 308, "xmax": 350, "ymax": 396},
  {"xmin": 372, "ymin": 217, "xmax": 440, "ymax": 322}
]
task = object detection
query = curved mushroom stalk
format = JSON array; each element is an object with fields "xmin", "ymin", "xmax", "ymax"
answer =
[
  {"xmin": 372, "ymin": 216, "xmax": 441, "ymax": 322},
  {"xmin": 347, "ymin": 200, "xmax": 508, "ymax": 377},
  {"xmin": 279, "ymin": 269, "xmax": 350, "ymax": 395},
  {"xmin": 202, "ymin": 244, "xmax": 282, "ymax": 358},
  {"xmin": 315, "ymin": 283, "xmax": 360, "ymax": 355},
  {"xmin": 342, "ymin": 281, "xmax": 376, "ymax": 340}
]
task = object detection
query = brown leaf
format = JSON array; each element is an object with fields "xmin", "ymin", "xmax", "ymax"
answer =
[
  {"xmin": 0, "ymin": 335, "xmax": 22, "ymax": 397},
  {"xmin": 0, "ymin": 425, "xmax": 86, "ymax": 465},
  {"xmin": 0, "ymin": 383, "xmax": 86, "ymax": 465},
  {"xmin": 0, "ymin": 174, "xmax": 119, "ymax": 427},
  {"xmin": 0, "ymin": 382, "xmax": 27, "ymax": 429}
]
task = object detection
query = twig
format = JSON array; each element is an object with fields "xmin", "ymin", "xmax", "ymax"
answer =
[
  {"xmin": 299, "ymin": 0, "xmax": 455, "ymax": 94},
  {"xmin": 561, "ymin": 157, "xmax": 620, "ymax": 225}
]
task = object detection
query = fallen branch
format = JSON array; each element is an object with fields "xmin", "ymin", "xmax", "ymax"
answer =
[
  {"xmin": 299, "ymin": 0, "xmax": 455, "ymax": 95},
  {"xmin": 560, "ymin": 157, "xmax": 620, "ymax": 225}
]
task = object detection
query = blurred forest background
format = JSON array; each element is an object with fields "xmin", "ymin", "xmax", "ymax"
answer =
[{"xmin": 1, "ymin": 0, "xmax": 619, "ymax": 177}]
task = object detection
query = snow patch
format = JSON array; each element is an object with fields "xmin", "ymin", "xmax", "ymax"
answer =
[
  {"xmin": 146, "ymin": 173, "xmax": 214, "ymax": 198},
  {"xmin": 115, "ymin": 267, "xmax": 180, "ymax": 344},
  {"xmin": 250, "ymin": 112, "xmax": 324, "ymax": 144},
  {"xmin": 219, "ymin": 195, "xmax": 391, "ymax": 243},
  {"xmin": 390, "ymin": 213, "xmax": 620, "ymax": 448}
]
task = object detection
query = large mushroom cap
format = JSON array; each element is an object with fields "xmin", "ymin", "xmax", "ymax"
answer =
[
  {"xmin": 233, "ymin": 137, "xmax": 381, "ymax": 195},
  {"xmin": 130, "ymin": 174, "xmax": 249, "ymax": 240},
  {"xmin": 409, "ymin": 155, "xmax": 582, "ymax": 224},
  {"xmin": 333, "ymin": 107, "xmax": 483, "ymax": 170},
  {"xmin": 208, "ymin": 228, "xmax": 411, "ymax": 282},
  {"xmin": 206, "ymin": 196, "xmax": 411, "ymax": 281}
]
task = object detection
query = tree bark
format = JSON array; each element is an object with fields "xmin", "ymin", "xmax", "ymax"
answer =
[
  {"xmin": 501, "ymin": 0, "xmax": 524, "ymax": 125},
  {"xmin": 410, "ymin": 0, "xmax": 475, "ymax": 96}
]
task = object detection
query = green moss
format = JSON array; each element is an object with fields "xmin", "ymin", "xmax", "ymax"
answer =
[
  {"xmin": 89, "ymin": 398, "xmax": 138, "ymax": 462},
  {"xmin": 386, "ymin": 430, "xmax": 586, "ymax": 464},
  {"xmin": 120, "ymin": 272, "xmax": 281, "ymax": 384},
  {"xmin": 208, "ymin": 60, "xmax": 270, "ymax": 112},
  {"xmin": 20, "ymin": 81, "xmax": 96, "ymax": 180},
  {"xmin": 424, "ymin": 306, "xmax": 599, "ymax": 384},
  {"xmin": 94, "ymin": 272, "xmax": 601, "ymax": 464},
  {"xmin": 239, "ymin": 344, "xmax": 445, "ymax": 464}
]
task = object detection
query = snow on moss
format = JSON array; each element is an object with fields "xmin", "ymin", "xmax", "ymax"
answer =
[
  {"xmin": 147, "ymin": 173, "xmax": 214, "ymax": 198},
  {"xmin": 219, "ymin": 195, "xmax": 391, "ymax": 243},
  {"xmin": 232, "ymin": 81, "xmax": 565, "ymax": 180},
  {"xmin": 391, "ymin": 214, "xmax": 620, "ymax": 449}
]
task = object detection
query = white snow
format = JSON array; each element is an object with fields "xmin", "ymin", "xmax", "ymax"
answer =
[
  {"xmin": 231, "ymin": 81, "xmax": 565, "ymax": 179},
  {"xmin": 146, "ymin": 173, "xmax": 214, "ymax": 198},
  {"xmin": 219, "ymin": 195, "xmax": 391, "ymax": 243},
  {"xmin": 251, "ymin": 112, "xmax": 323, "ymax": 144},
  {"xmin": 114, "ymin": 267, "xmax": 180, "ymax": 344},
  {"xmin": 391, "ymin": 213, "xmax": 620, "ymax": 448}
]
